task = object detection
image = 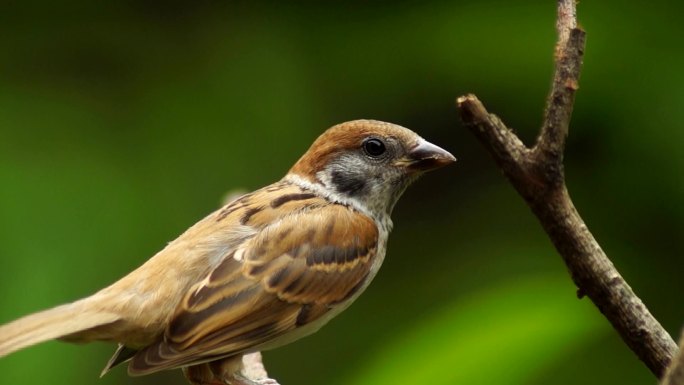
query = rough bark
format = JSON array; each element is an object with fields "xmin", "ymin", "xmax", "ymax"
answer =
[
  {"xmin": 662, "ymin": 332, "xmax": 684, "ymax": 385},
  {"xmin": 457, "ymin": 0, "xmax": 678, "ymax": 378}
]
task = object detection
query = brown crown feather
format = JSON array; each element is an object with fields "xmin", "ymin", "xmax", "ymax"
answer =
[{"xmin": 288, "ymin": 119, "xmax": 420, "ymax": 180}]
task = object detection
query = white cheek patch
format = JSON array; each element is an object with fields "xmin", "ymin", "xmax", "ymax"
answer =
[{"xmin": 285, "ymin": 174, "xmax": 374, "ymax": 220}]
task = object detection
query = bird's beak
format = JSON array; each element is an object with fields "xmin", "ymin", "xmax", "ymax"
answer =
[{"xmin": 396, "ymin": 139, "xmax": 457, "ymax": 172}]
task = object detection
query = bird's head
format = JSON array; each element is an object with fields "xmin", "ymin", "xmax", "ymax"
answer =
[{"xmin": 288, "ymin": 120, "xmax": 456, "ymax": 218}]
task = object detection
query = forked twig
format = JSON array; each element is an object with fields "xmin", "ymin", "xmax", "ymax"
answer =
[{"xmin": 457, "ymin": 0, "xmax": 677, "ymax": 378}]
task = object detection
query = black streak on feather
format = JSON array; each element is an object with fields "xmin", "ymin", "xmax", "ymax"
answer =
[
  {"xmin": 172, "ymin": 287, "xmax": 257, "ymax": 339},
  {"xmin": 216, "ymin": 193, "xmax": 254, "ymax": 222},
  {"xmin": 216, "ymin": 204, "xmax": 243, "ymax": 222},
  {"xmin": 296, "ymin": 305, "xmax": 312, "ymax": 326},
  {"xmin": 306, "ymin": 245, "xmax": 368, "ymax": 267},
  {"xmin": 270, "ymin": 193, "xmax": 316, "ymax": 208},
  {"xmin": 240, "ymin": 206, "xmax": 264, "ymax": 225},
  {"xmin": 267, "ymin": 268, "xmax": 288, "ymax": 288},
  {"xmin": 246, "ymin": 263, "xmax": 268, "ymax": 277},
  {"xmin": 283, "ymin": 276, "xmax": 303, "ymax": 296}
]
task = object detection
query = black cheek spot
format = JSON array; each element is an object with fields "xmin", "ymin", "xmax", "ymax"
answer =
[{"xmin": 330, "ymin": 170, "xmax": 366, "ymax": 196}]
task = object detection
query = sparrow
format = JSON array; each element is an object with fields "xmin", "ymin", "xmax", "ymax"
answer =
[{"xmin": 0, "ymin": 120, "xmax": 455, "ymax": 385}]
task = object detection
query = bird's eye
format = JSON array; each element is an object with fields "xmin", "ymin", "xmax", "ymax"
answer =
[{"xmin": 363, "ymin": 138, "xmax": 386, "ymax": 157}]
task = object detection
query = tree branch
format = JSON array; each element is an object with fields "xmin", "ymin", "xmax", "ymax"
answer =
[
  {"xmin": 662, "ymin": 332, "xmax": 684, "ymax": 385},
  {"xmin": 535, "ymin": 1, "xmax": 581, "ymax": 170},
  {"xmin": 457, "ymin": 0, "xmax": 678, "ymax": 378}
]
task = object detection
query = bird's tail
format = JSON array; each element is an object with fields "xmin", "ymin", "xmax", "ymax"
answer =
[{"xmin": 0, "ymin": 297, "xmax": 120, "ymax": 358}]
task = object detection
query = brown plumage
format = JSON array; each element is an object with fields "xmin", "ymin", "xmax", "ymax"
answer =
[{"xmin": 0, "ymin": 120, "xmax": 455, "ymax": 385}]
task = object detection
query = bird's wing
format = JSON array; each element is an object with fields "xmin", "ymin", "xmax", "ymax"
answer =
[{"xmin": 128, "ymin": 192, "xmax": 379, "ymax": 375}]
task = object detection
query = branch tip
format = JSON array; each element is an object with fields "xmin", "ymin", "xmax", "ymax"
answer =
[{"xmin": 456, "ymin": 94, "xmax": 488, "ymax": 125}]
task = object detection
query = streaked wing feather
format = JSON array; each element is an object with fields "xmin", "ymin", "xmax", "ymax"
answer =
[{"xmin": 128, "ymin": 185, "xmax": 378, "ymax": 375}]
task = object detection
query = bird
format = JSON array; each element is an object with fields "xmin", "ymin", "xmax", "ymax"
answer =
[{"xmin": 0, "ymin": 119, "xmax": 456, "ymax": 385}]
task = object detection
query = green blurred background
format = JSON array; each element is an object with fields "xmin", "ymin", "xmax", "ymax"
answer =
[{"xmin": 1, "ymin": 1, "xmax": 682, "ymax": 384}]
